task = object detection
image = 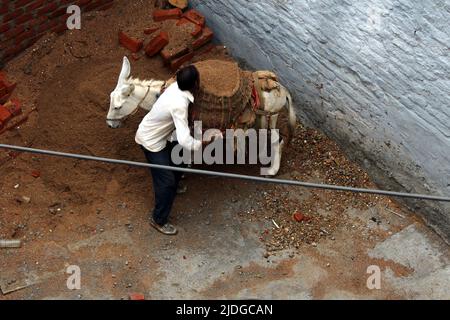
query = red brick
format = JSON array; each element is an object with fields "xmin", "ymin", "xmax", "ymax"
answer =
[
  {"xmin": 37, "ymin": 3, "xmax": 57, "ymax": 15},
  {"xmin": 15, "ymin": 0, "xmax": 34, "ymax": 9},
  {"xmin": 160, "ymin": 45, "xmax": 189, "ymax": 63},
  {"xmin": 4, "ymin": 99, "xmax": 22, "ymax": 116},
  {"xmin": 15, "ymin": 13, "xmax": 33, "ymax": 25},
  {"xmin": 195, "ymin": 43, "xmax": 215, "ymax": 57},
  {"xmin": 59, "ymin": 0, "xmax": 75, "ymax": 5},
  {"xmin": 183, "ymin": 9, "xmax": 205, "ymax": 27},
  {"xmin": 176, "ymin": 18, "xmax": 202, "ymax": 37},
  {"xmin": 10, "ymin": 42, "xmax": 29, "ymax": 56},
  {"xmin": 48, "ymin": 7, "xmax": 67, "ymax": 19},
  {"xmin": 192, "ymin": 27, "xmax": 213, "ymax": 50},
  {"xmin": 191, "ymin": 24, "xmax": 203, "ymax": 38},
  {"xmin": 85, "ymin": 0, "xmax": 102, "ymax": 11},
  {"xmin": 3, "ymin": 9, "xmax": 24, "ymax": 23},
  {"xmin": 26, "ymin": 16, "xmax": 47, "ymax": 30},
  {"xmin": 36, "ymin": 19, "xmax": 58, "ymax": 33},
  {"xmin": 176, "ymin": 18, "xmax": 190, "ymax": 26},
  {"xmin": 25, "ymin": 0, "xmax": 46, "ymax": 12},
  {"xmin": 0, "ymin": 106, "xmax": 12, "ymax": 125},
  {"xmin": 59, "ymin": 13, "xmax": 72, "ymax": 24},
  {"xmin": 96, "ymin": 2, "xmax": 113, "ymax": 11},
  {"xmin": 77, "ymin": 0, "xmax": 92, "ymax": 7},
  {"xmin": 0, "ymin": 92, "xmax": 12, "ymax": 105},
  {"xmin": 293, "ymin": 212, "xmax": 305, "ymax": 222},
  {"xmin": 27, "ymin": 34, "xmax": 43, "ymax": 47},
  {"xmin": 31, "ymin": 170, "xmax": 41, "ymax": 178},
  {"xmin": 293, "ymin": 212, "xmax": 311, "ymax": 223},
  {"xmin": 152, "ymin": 8, "xmax": 182, "ymax": 22},
  {"xmin": 3, "ymin": 25, "xmax": 25, "ymax": 41},
  {"xmin": 0, "ymin": 22, "xmax": 10, "ymax": 33},
  {"xmin": 50, "ymin": 21, "xmax": 68, "ymax": 34},
  {"xmin": 144, "ymin": 26, "xmax": 160, "ymax": 35},
  {"xmin": 3, "ymin": 45, "xmax": 19, "ymax": 59},
  {"xmin": 85, "ymin": 0, "xmax": 113, "ymax": 11},
  {"xmin": 118, "ymin": 31, "xmax": 143, "ymax": 53},
  {"xmin": 170, "ymin": 50, "xmax": 195, "ymax": 71},
  {"xmin": 0, "ymin": 5, "xmax": 8, "ymax": 15},
  {"xmin": 15, "ymin": 30, "xmax": 35, "ymax": 44},
  {"xmin": 129, "ymin": 293, "xmax": 145, "ymax": 301},
  {"xmin": 144, "ymin": 31, "xmax": 169, "ymax": 57}
]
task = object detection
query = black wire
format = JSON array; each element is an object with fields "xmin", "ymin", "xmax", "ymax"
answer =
[{"xmin": 1, "ymin": 144, "xmax": 449, "ymax": 202}]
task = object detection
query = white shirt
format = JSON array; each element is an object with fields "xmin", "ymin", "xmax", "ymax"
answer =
[{"xmin": 135, "ymin": 82, "xmax": 202, "ymax": 152}]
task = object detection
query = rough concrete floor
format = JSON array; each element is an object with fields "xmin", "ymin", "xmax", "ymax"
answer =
[{"xmin": 1, "ymin": 169, "xmax": 449, "ymax": 300}]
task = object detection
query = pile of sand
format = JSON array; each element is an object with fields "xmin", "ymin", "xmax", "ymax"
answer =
[
  {"xmin": 194, "ymin": 60, "xmax": 240, "ymax": 97},
  {"xmin": 188, "ymin": 60, "xmax": 254, "ymax": 130}
]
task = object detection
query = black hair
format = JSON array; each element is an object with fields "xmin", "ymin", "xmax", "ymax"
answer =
[{"xmin": 176, "ymin": 65, "xmax": 200, "ymax": 92}]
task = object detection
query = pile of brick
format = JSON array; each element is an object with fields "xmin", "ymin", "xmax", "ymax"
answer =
[
  {"xmin": 0, "ymin": 72, "xmax": 22, "ymax": 132},
  {"xmin": 118, "ymin": 7, "xmax": 214, "ymax": 71}
]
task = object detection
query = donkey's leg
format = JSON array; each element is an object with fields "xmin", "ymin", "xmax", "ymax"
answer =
[
  {"xmin": 257, "ymin": 115, "xmax": 268, "ymax": 130},
  {"xmin": 269, "ymin": 114, "xmax": 279, "ymax": 130},
  {"xmin": 264, "ymin": 139, "xmax": 284, "ymax": 176},
  {"xmin": 262, "ymin": 114, "xmax": 283, "ymax": 176}
]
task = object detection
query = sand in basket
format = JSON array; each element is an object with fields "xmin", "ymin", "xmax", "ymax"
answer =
[{"xmin": 190, "ymin": 60, "xmax": 254, "ymax": 130}]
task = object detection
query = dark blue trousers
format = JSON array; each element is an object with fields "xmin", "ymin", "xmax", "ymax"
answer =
[{"xmin": 141, "ymin": 142, "xmax": 183, "ymax": 226}]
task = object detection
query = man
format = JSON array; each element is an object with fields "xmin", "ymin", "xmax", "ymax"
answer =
[{"xmin": 135, "ymin": 66, "xmax": 202, "ymax": 235}]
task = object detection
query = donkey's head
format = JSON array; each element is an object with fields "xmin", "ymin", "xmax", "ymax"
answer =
[{"xmin": 106, "ymin": 56, "xmax": 164, "ymax": 128}]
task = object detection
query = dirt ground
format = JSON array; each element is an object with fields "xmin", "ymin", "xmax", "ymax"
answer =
[{"xmin": 0, "ymin": 0, "xmax": 449, "ymax": 300}]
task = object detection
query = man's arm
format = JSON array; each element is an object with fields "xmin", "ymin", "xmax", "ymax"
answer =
[{"xmin": 171, "ymin": 103, "xmax": 202, "ymax": 151}]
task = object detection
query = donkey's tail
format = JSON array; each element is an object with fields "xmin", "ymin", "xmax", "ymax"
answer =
[{"xmin": 284, "ymin": 91, "xmax": 297, "ymax": 139}]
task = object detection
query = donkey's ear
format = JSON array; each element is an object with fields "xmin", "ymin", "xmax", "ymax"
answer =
[
  {"xmin": 117, "ymin": 56, "xmax": 131, "ymax": 86},
  {"xmin": 121, "ymin": 84, "xmax": 135, "ymax": 96}
]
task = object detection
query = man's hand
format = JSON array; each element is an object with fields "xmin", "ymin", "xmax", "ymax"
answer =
[{"xmin": 202, "ymin": 130, "xmax": 223, "ymax": 145}]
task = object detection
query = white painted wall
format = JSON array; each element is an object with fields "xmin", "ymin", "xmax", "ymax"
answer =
[{"xmin": 191, "ymin": 0, "xmax": 450, "ymax": 240}]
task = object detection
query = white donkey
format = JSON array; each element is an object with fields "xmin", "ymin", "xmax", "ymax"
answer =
[{"xmin": 106, "ymin": 57, "xmax": 296, "ymax": 176}]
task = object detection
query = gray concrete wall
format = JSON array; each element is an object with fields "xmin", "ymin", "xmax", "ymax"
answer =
[{"xmin": 191, "ymin": 0, "xmax": 450, "ymax": 241}]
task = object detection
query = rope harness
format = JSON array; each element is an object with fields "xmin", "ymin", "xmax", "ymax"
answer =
[{"xmin": 107, "ymin": 81, "xmax": 166, "ymax": 123}]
